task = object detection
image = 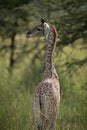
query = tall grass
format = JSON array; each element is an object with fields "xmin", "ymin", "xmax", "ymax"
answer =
[
  {"xmin": 0, "ymin": 65, "xmax": 87, "ymax": 130},
  {"xmin": 0, "ymin": 70, "xmax": 33, "ymax": 130}
]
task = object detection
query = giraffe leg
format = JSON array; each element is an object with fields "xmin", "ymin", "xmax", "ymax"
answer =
[
  {"xmin": 34, "ymin": 128, "xmax": 38, "ymax": 130},
  {"xmin": 42, "ymin": 116, "xmax": 56, "ymax": 130},
  {"xmin": 33, "ymin": 122, "xmax": 42, "ymax": 130},
  {"xmin": 41, "ymin": 118, "xmax": 54, "ymax": 130},
  {"xmin": 49, "ymin": 124, "xmax": 56, "ymax": 130}
]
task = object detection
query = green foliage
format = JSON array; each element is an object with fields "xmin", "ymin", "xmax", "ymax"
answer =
[
  {"xmin": 0, "ymin": 73, "xmax": 33, "ymax": 130},
  {"xmin": 57, "ymin": 75, "xmax": 87, "ymax": 130},
  {"xmin": 0, "ymin": 63, "xmax": 87, "ymax": 130},
  {"xmin": 0, "ymin": 0, "xmax": 33, "ymax": 9}
]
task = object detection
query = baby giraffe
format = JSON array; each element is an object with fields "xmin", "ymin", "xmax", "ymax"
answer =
[{"xmin": 26, "ymin": 18, "xmax": 60, "ymax": 130}]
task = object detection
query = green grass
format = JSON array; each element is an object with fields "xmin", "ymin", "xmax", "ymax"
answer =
[
  {"xmin": 0, "ymin": 66, "xmax": 87, "ymax": 130},
  {"xmin": 57, "ymin": 87, "xmax": 87, "ymax": 130},
  {"xmin": 0, "ymin": 38, "xmax": 87, "ymax": 130},
  {"xmin": 0, "ymin": 74, "xmax": 33, "ymax": 130}
]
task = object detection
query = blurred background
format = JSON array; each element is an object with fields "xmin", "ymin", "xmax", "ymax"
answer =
[{"xmin": 0, "ymin": 0, "xmax": 87, "ymax": 130}]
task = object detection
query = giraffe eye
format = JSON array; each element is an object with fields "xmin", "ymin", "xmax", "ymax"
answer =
[{"xmin": 37, "ymin": 28, "xmax": 41, "ymax": 31}]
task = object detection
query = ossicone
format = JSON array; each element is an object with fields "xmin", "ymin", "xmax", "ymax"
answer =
[{"xmin": 41, "ymin": 17, "xmax": 46, "ymax": 24}]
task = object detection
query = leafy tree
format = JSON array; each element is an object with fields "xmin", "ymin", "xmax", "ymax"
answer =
[
  {"xmin": 0, "ymin": 0, "xmax": 32, "ymax": 9},
  {"xmin": 0, "ymin": 0, "xmax": 87, "ymax": 73},
  {"xmin": 34, "ymin": 0, "xmax": 87, "ymax": 45},
  {"xmin": 0, "ymin": 1, "xmax": 33, "ymax": 72},
  {"xmin": 30, "ymin": 0, "xmax": 87, "ymax": 68}
]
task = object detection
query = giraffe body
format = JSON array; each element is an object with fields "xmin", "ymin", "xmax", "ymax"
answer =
[
  {"xmin": 26, "ymin": 18, "xmax": 60, "ymax": 130},
  {"xmin": 33, "ymin": 77, "xmax": 60, "ymax": 130}
]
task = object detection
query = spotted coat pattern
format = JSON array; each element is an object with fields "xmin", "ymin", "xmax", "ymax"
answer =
[
  {"xmin": 26, "ymin": 20, "xmax": 60, "ymax": 130},
  {"xmin": 33, "ymin": 78, "xmax": 60, "ymax": 130}
]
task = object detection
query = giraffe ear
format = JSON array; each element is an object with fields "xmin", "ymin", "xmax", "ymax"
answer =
[{"xmin": 41, "ymin": 17, "xmax": 46, "ymax": 24}]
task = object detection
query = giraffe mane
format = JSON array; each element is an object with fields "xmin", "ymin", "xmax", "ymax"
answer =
[{"xmin": 50, "ymin": 25, "xmax": 58, "ymax": 42}]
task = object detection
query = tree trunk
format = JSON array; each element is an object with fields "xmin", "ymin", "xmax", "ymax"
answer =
[{"xmin": 9, "ymin": 32, "xmax": 16, "ymax": 74}]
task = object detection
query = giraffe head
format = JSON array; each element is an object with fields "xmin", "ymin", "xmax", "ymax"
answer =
[{"xmin": 26, "ymin": 18, "xmax": 52, "ymax": 40}]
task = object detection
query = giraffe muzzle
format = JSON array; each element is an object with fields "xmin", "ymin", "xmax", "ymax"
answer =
[{"xmin": 26, "ymin": 31, "xmax": 31, "ymax": 38}]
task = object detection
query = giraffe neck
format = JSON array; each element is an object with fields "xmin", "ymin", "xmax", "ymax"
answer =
[{"xmin": 43, "ymin": 25, "xmax": 58, "ymax": 79}]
